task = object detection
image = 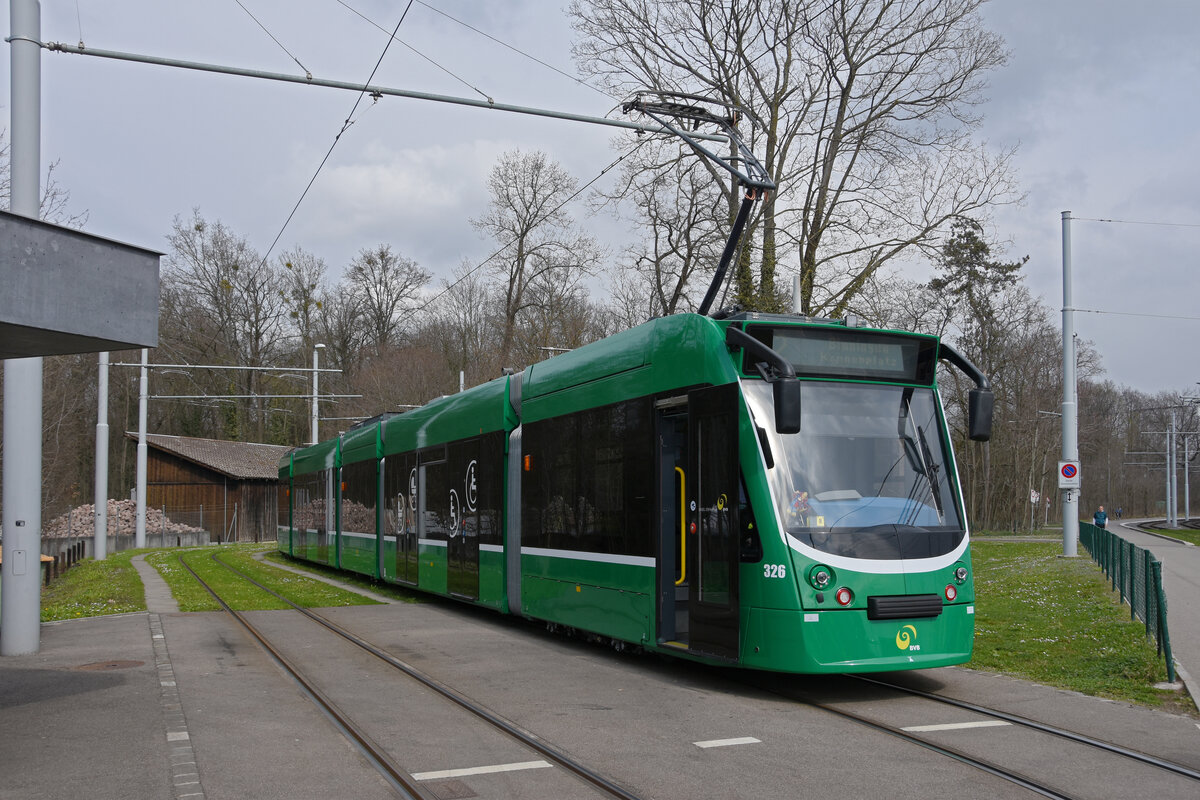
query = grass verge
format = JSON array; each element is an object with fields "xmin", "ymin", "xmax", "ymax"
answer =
[
  {"xmin": 970, "ymin": 540, "xmax": 1192, "ymax": 714},
  {"xmin": 145, "ymin": 544, "xmax": 382, "ymax": 612},
  {"xmin": 41, "ymin": 548, "xmax": 147, "ymax": 621},
  {"xmin": 1141, "ymin": 527, "xmax": 1200, "ymax": 546}
]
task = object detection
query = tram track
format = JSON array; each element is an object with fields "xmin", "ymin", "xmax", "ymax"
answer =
[
  {"xmin": 746, "ymin": 670, "xmax": 1200, "ymax": 800},
  {"xmin": 177, "ymin": 551, "xmax": 643, "ymax": 800},
  {"xmin": 849, "ymin": 673, "xmax": 1200, "ymax": 784},
  {"xmin": 746, "ymin": 676, "xmax": 1074, "ymax": 799}
]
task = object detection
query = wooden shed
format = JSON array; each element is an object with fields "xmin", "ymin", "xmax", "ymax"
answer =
[{"xmin": 127, "ymin": 433, "xmax": 292, "ymax": 543}]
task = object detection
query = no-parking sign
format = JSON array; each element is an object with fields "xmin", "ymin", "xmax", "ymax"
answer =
[{"xmin": 1058, "ymin": 460, "xmax": 1081, "ymax": 489}]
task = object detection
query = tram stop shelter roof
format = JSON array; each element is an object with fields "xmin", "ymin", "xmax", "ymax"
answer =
[{"xmin": 0, "ymin": 210, "xmax": 160, "ymax": 358}]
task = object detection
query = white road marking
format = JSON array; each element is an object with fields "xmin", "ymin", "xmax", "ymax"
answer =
[
  {"xmin": 902, "ymin": 720, "xmax": 1012, "ymax": 732},
  {"xmin": 694, "ymin": 737, "xmax": 761, "ymax": 748},
  {"xmin": 412, "ymin": 760, "xmax": 553, "ymax": 781}
]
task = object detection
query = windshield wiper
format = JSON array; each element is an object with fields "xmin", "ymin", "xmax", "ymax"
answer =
[
  {"xmin": 915, "ymin": 424, "xmax": 944, "ymax": 521},
  {"xmin": 899, "ymin": 391, "xmax": 944, "ymax": 524}
]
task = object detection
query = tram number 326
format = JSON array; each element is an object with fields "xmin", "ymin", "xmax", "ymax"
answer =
[{"xmin": 763, "ymin": 563, "xmax": 787, "ymax": 579}]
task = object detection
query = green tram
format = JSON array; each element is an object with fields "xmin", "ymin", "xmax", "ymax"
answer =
[{"xmin": 277, "ymin": 311, "xmax": 993, "ymax": 673}]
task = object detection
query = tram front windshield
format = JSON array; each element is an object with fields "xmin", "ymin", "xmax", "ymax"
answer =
[{"xmin": 744, "ymin": 381, "xmax": 965, "ymax": 560}]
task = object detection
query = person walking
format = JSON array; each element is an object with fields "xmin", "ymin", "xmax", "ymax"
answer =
[{"xmin": 1093, "ymin": 505, "xmax": 1107, "ymax": 529}]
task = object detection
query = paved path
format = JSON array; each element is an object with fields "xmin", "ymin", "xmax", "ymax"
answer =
[
  {"xmin": 131, "ymin": 553, "xmax": 180, "ymax": 613},
  {"xmin": 1111, "ymin": 520, "xmax": 1199, "ymax": 698}
]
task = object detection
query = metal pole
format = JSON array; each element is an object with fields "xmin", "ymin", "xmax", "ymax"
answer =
[
  {"xmin": 311, "ymin": 344, "xmax": 324, "ymax": 445},
  {"xmin": 1, "ymin": 0, "xmax": 44, "ymax": 656},
  {"xmin": 1169, "ymin": 410, "xmax": 1178, "ymax": 528},
  {"xmin": 792, "ymin": 275, "xmax": 803, "ymax": 314},
  {"xmin": 135, "ymin": 348, "xmax": 148, "ymax": 548},
  {"xmin": 93, "ymin": 352, "xmax": 109, "ymax": 560},
  {"xmin": 38, "ymin": 42, "xmax": 727, "ymax": 144},
  {"xmin": 1185, "ymin": 435, "xmax": 1191, "ymax": 524},
  {"xmin": 1061, "ymin": 211, "xmax": 1079, "ymax": 556}
]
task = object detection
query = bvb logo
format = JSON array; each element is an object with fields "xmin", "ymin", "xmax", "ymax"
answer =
[{"xmin": 895, "ymin": 624, "xmax": 918, "ymax": 651}]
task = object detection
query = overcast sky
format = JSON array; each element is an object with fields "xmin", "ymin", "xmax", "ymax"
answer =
[{"xmin": 6, "ymin": 0, "xmax": 1200, "ymax": 395}]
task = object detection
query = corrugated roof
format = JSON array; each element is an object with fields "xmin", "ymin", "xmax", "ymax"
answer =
[{"xmin": 127, "ymin": 433, "xmax": 293, "ymax": 480}]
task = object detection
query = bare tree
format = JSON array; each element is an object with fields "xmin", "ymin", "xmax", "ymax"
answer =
[
  {"xmin": 345, "ymin": 245, "xmax": 431, "ymax": 353},
  {"xmin": 472, "ymin": 149, "xmax": 603, "ymax": 367},
  {"xmin": 163, "ymin": 210, "xmax": 289, "ymax": 440},
  {"xmin": 597, "ymin": 141, "xmax": 727, "ymax": 319},
  {"xmin": 279, "ymin": 246, "xmax": 329, "ymax": 351},
  {"xmin": 0, "ymin": 127, "xmax": 89, "ymax": 227},
  {"xmin": 429, "ymin": 261, "xmax": 502, "ymax": 386},
  {"xmin": 571, "ymin": 0, "xmax": 1019, "ymax": 315}
]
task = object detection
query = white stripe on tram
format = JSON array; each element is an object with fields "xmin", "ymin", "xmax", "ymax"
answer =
[{"xmin": 521, "ymin": 546, "xmax": 655, "ymax": 568}]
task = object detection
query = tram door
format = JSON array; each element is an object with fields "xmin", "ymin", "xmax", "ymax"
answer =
[
  {"xmin": 686, "ymin": 383, "xmax": 741, "ymax": 661},
  {"xmin": 657, "ymin": 399, "xmax": 689, "ymax": 645},
  {"xmin": 446, "ymin": 442, "xmax": 479, "ymax": 601},
  {"xmin": 383, "ymin": 455, "xmax": 418, "ymax": 585},
  {"xmin": 657, "ymin": 384, "xmax": 741, "ymax": 661}
]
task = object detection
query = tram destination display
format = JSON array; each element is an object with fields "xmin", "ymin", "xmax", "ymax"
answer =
[{"xmin": 745, "ymin": 325, "xmax": 938, "ymax": 384}]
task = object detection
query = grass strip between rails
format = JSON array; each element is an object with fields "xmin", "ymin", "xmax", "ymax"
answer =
[
  {"xmin": 260, "ymin": 550, "xmax": 423, "ymax": 604},
  {"xmin": 146, "ymin": 544, "xmax": 382, "ymax": 612},
  {"xmin": 41, "ymin": 548, "xmax": 148, "ymax": 621},
  {"xmin": 970, "ymin": 540, "xmax": 1192, "ymax": 713}
]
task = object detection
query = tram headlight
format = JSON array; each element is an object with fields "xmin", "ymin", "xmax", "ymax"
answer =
[
  {"xmin": 807, "ymin": 564, "xmax": 834, "ymax": 590},
  {"xmin": 953, "ymin": 564, "xmax": 969, "ymax": 584}
]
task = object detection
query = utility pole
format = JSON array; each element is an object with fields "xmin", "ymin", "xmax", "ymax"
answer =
[
  {"xmin": 311, "ymin": 343, "xmax": 325, "ymax": 445},
  {"xmin": 1060, "ymin": 211, "xmax": 1079, "ymax": 556},
  {"xmin": 2, "ymin": 0, "xmax": 44, "ymax": 656},
  {"xmin": 93, "ymin": 352, "xmax": 109, "ymax": 559}
]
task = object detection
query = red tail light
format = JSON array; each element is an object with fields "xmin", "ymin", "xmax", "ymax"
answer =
[
  {"xmin": 944, "ymin": 584, "xmax": 957, "ymax": 602},
  {"xmin": 835, "ymin": 587, "xmax": 853, "ymax": 606}
]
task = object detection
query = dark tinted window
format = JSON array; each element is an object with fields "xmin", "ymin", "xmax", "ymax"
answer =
[
  {"xmin": 523, "ymin": 399, "xmax": 653, "ymax": 557},
  {"xmin": 341, "ymin": 460, "xmax": 377, "ymax": 537}
]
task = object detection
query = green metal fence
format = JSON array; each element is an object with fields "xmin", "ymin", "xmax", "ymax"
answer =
[{"xmin": 1079, "ymin": 522, "xmax": 1175, "ymax": 682}]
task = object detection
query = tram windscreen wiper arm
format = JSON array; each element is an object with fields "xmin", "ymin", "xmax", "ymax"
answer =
[{"xmin": 915, "ymin": 424, "xmax": 944, "ymax": 522}]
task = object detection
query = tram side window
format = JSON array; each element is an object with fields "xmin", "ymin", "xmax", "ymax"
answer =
[
  {"xmin": 294, "ymin": 470, "xmax": 328, "ymax": 534},
  {"xmin": 472, "ymin": 432, "xmax": 504, "ymax": 547},
  {"xmin": 523, "ymin": 415, "xmax": 574, "ymax": 550},
  {"xmin": 420, "ymin": 446, "xmax": 451, "ymax": 541},
  {"xmin": 277, "ymin": 476, "xmax": 290, "ymax": 541},
  {"xmin": 340, "ymin": 460, "xmax": 377, "ymax": 537},
  {"xmin": 383, "ymin": 453, "xmax": 417, "ymax": 538},
  {"xmin": 523, "ymin": 399, "xmax": 653, "ymax": 557},
  {"xmin": 446, "ymin": 438, "xmax": 479, "ymax": 542}
]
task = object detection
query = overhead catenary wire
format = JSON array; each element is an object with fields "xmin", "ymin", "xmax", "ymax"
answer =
[
  {"xmin": 1073, "ymin": 216, "xmax": 1200, "ymax": 229},
  {"xmin": 411, "ymin": 0, "xmax": 617, "ymax": 101},
  {"xmin": 253, "ymin": 1, "xmax": 415, "ymax": 273},
  {"xmin": 234, "ymin": 0, "xmax": 312, "ymax": 78},
  {"xmin": 336, "ymin": 0, "xmax": 492, "ymax": 102},
  {"xmin": 1075, "ymin": 308, "xmax": 1200, "ymax": 322}
]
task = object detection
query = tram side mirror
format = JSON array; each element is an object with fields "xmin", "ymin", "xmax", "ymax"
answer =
[
  {"xmin": 773, "ymin": 378, "xmax": 802, "ymax": 434},
  {"xmin": 968, "ymin": 388, "xmax": 994, "ymax": 442}
]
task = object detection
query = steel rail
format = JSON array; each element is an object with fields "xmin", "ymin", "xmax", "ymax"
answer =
[
  {"xmin": 849, "ymin": 674, "xmax": 1200, "ymax": 783},
  {"xmin": 753, "ymin": 681, "xmax": 1075, "ymax": 800},
  {"xmin": 175, "ymin": 554, "xmax": 431, "ymax": 800},
  {"xmin": 209, "ymin": 551, "xmax": 644, "ymax": 800}
]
